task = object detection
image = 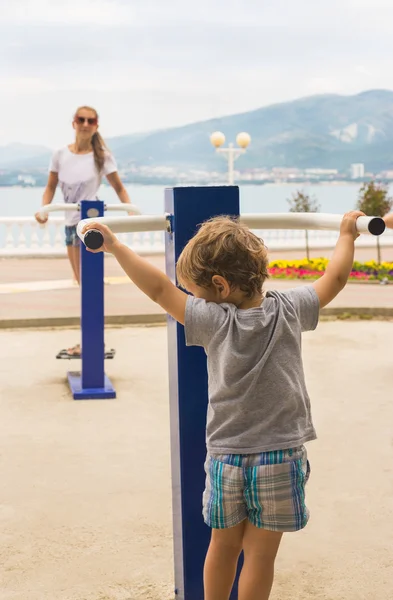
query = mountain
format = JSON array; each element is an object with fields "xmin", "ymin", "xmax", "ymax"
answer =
[
  {"xmin": 105, "ymin": 89, "xmax": 393, "ymax": 172},
  {"xmin": 0, "ymin": 143, "xmax": 52, "ymax": 170},
  {"xmin": 3, "ymin": 90, "xmax": 393, "ymax": 172}
]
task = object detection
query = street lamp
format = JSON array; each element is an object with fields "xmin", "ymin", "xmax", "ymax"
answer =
[{"xmin": 210, "ymin": 131, "xmax": 251, "ymax": 185}]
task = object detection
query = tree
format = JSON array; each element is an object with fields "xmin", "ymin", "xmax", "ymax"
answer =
[
  {"xmin": 355, "ymin": 181, "xmax": 393, "ymax": 264},
  {"xmin": 287, "ymin": 190, "xmax": 320, "ymax": 260}
]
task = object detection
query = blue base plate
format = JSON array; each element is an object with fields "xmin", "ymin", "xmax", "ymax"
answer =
[{"xmin": 67, "ymin": 371, "xmax": 116, "ymax": 400}]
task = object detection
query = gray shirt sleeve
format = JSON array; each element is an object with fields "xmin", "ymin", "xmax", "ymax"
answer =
[
  {"xmin": 184, "ymin": 296, "xmax": 226, "ymax": 348},
  {"xmin": 280, "ymin": 285, "xmax": 320, "ymax": 332}
]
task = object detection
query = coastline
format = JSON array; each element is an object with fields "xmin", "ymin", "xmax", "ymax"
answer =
[{"xmin": 0, "ymin": 179, "xmax": 387, "ymax": 189}]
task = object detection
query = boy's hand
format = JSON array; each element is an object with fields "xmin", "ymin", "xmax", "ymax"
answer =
[
  {"xmin": 81, "ymin": 222, "xmax": 120, "ymax": 253},
  {"xmin": 339, "ymin": 210, "xmax": 366, "ymax": 240},
  {"xmin": 384, "ymin": 213, "xmax": 393, "ymax": 229}
]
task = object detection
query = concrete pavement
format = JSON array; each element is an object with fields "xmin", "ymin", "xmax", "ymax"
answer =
[
  {"xmin": 1, "ymin": 246, "xmax": 393, "ymax": 328},
  {"xmin": 1, "ymin": 322, "xmax": 392, "ymax": 599}
]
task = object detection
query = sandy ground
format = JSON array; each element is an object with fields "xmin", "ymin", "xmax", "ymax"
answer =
[{"xmin": 0, "ymin": 323, "xmax": 392, "ymax": 600}]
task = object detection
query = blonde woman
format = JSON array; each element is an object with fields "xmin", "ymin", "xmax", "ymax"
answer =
[{"xmin": 35, "ymin": 105, "xmax": 133, "ymax": 356}]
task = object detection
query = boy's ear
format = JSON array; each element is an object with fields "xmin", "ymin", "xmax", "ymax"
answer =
[{"xmin": 212, "ymin": 275, "xmax": 230, "ymax": 297}]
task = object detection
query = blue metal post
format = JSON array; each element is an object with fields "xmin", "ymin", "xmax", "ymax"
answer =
[
  {"xmin": 165, "ymin": 186, "xmax": 242, "ymax": 600},
  {"xmin": 67, "ymin": 200, "xmax": 116, "ymax": 400}
]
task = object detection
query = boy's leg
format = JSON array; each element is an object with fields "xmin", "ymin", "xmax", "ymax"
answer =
[
  {"xmin": 204, "ymin": 521, "xmax": 245, "ymax": 600},
  {"xmin": 238, "ymin": 522, "xmax": 282, "ymax": 600},
  {"xmin": 238, "ymin": 447, "xmax": 310, "ymax": 600}
]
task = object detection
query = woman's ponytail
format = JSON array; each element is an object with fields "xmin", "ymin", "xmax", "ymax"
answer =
[{"xmin": 91, "ymin": 131, "xmax": 107, "ymax": 173}]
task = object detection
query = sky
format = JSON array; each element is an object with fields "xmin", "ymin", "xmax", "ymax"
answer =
[{"xmin": 1, "ymin": 0, "xmax": 393, "ymax": 148}]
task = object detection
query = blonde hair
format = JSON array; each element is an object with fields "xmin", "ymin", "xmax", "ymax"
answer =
[
  {"xmin": 74, "ymin": 106, "xmax": 107, "ymax": 173},
  {"xmin": 176, "ymin": 216, "xmax": 269, "ymax": 298}
]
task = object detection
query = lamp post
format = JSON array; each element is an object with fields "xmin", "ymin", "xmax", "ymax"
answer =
[{"xmin": 210, "ymin": 131, "xmax": 251, "ymax": 185}]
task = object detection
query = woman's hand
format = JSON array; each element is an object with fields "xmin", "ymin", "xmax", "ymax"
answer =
[{"xmin": 34, "ymin": 211, "xmax": 48, "ymax": 225}]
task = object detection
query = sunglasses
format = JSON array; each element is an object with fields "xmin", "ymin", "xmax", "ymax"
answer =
[{"xmin": 75, "ymin": 116, "xmax": 98, "ymax": 126}]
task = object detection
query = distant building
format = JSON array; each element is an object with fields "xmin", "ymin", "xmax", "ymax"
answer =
[
  {"xmin": 304, "ymin": 168, "xmax": 338, "ymax": 175},
  {"xmin": 350, "ymin": 163, "xmax": 365, "ymax": 179},
  {"xmin": 17, "ymin": 174, "xmax": 36, "ymax": 187}
]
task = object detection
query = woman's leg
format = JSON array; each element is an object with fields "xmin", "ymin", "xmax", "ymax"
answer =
[
  {"xmin": 66, "ymin": 245, "xmax": 80, "ymax": 285},
  {"xmin": 65, "ymin": 228, "xmax": 81, "ymax": 354}
]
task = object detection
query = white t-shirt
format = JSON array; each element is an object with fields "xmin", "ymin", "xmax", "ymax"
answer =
[{"xmin": 49, "ymin": 146, "xmax": 117, "ymax": 226}]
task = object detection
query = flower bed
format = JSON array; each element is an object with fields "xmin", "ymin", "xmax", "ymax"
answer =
[{"xmin": 268, "ymin": 259, "xmax": 393, "ymax": 281}]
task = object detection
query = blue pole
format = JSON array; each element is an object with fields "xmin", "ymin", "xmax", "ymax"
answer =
[
  {"xmin": 67, "ymin": 199, "xmax": 115, "ymax": 400},
  {"xmin": 165, "ymin": 186, "xmax": 242, "ymax": 600}
]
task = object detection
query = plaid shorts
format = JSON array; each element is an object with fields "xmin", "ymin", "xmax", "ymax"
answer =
[
  {"xmin": 203, "ymin": 446, "xmax": 311, "ymax": 532},
  {"xmin": 65, "ymin": 225, "xmax": 80, "ymax": 247}
]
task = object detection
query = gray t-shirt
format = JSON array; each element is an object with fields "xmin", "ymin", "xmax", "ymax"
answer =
[{"xmin": 184, "ymin": 285, "xmax": 320, "ymax": 454}]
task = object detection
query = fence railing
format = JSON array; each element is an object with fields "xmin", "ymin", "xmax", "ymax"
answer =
[{"xmin": 1, "ymin": 216, "xmax": 393, "ymax": 257}]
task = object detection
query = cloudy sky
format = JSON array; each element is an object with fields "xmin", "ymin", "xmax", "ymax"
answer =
[{"xmin": 1, "ymin": 0, "xmax": 392, "ymax": 148}]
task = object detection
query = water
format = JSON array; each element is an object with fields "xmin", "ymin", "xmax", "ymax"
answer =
[{"xmin": 0, "ymin": 182, "xmax": 384, "ymax": 219}]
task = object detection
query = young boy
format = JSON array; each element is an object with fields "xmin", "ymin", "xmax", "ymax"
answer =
[
  {"xmin": 82, "ymin": 210, "xmax": 364, "ymax": 600},
  {"xmin": 384, "ymin": 212, "xmax": 393, "ymax": 229}
]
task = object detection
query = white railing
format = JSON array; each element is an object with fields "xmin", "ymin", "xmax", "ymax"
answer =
[
  {"xmin": 0, "ymin": 217, "xmax": 165, "ymax": 257},
  {"xmin": 1, "ymin": 216, "xmax": 393, "ymax": 257}
]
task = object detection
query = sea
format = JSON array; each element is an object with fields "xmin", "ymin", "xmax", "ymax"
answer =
[{"xmin": 2, "ymin": 182, "xmax": 390, "ymax": 219}]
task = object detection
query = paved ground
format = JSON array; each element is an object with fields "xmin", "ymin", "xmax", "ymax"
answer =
[
  {"xmin": 0, "ymin": 322, "xmax": 392, "ymax": 600},
  {"xmin": 1, "ymin": 243, "xmax": 393, "ymax": 327}
]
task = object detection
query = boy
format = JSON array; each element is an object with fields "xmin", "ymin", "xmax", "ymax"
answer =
[
  {"xmin": 82, "ymin": 210, "xmax": 364, "ymax": 600},
  {"xmin": 384, "ymin": 213, "xmax": 393, "ymax": 229}
]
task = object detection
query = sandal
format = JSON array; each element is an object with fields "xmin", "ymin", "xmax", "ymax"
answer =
[
  {"xmin": 66, "ymin": 343, "xmax": 81, "ymax": 356},
  {"xmin": 56, "ymin": 344, "xmax": 81, "ymax": 358},
  {"xmin": 56, "ymin": 344, "xmax": 115, "ymax": 360}
]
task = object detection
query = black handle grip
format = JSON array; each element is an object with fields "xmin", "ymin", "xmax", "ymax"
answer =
[
  {"xmin": 84, "ymin": 229, "xmax": 104, "ymax": 250},
  {"xmin": 368, "ymin": 217, "xmax": 385, "ymax": 236}
]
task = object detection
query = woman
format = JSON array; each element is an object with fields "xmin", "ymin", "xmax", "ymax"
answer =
[{"xmin": 35, "ymin": 105, "xmax": 133, "ymax": 356}]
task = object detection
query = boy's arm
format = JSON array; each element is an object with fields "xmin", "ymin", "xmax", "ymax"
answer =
[
  {"xmin": 312, "ymin": 211, "xmax": 364, "ymax": 309},
  {"xmin": 112, "ymin": 242, "xmax": 188, "ymax": 324},
  {"xmin": 81, "ymin": 221, "xmax": 188, "ymax": 324},
  {"xmin": 384, "ymin": 213, "xmax": 393, "ymax": 229}
]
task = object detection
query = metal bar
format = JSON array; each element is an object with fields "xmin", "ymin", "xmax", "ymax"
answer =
[
  {"xmin": 38, "ymin": 203, "xmax": 78, "ymax": 214},
  {"xmin": 240, "ymin": 213, "xmax": 385, "ymax": 235},
  {"xmin": 67, "ymin": 200, "xmax": 115, "ymax": 400},
  {"xmin": 80, "ymin": 201, "xmax": 105, "ymax": 391},
  {"xmin": 165, "ymin": 185, "xmax": 242, "ymax": 600},
  {"xmin": 76, "ymin": 211, "xmax": 385, "ymax": 250},
  {"xmin": 76, "ymin": 214, "xmax": 169, "ymax": 247},
  {"xmin": 38, "ymin": 203, "xmax": 141, "ymax": 216},
  {"xmin": 104, "ymin": 204, "xmax": 141, "ymax": 214}
]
